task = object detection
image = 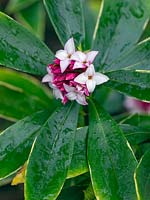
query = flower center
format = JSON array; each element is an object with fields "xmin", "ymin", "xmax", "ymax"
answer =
[
  {"xmin": 88, "ymin": 75, "xmax": 93, "ymax": 80},
  {"xmin": 68, "ymin": 54, "xmax": 71, "ymax": 58}
]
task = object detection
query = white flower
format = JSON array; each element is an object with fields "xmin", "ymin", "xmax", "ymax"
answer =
[
  {"xmin": 42, "ymin": 67, "xmax": 53, "ymax": 83},
  {"xmin": 63, "ymin": 84, "xmax": 87, "ymax": 105},
  {"xmin": 74, "ymin": 64, "xmax": 109, "ymax": 93},
  {"xmin": 48, "ymin": 83, "xmax": 63, "ymax": 100},
  {"xmin": 42, "ymin": 68, "xmax": 63, "ymax": 100},
  {"xmin": 53, "ymin": 88, "xmax": 63, "ymax": 100},
  {"xmin": 55, "ymin": 38, "xmax": 75, "ymax": 73},
  {"xmin": 71, "ymin": 51, "xmax": 98, "ymax": 69}
]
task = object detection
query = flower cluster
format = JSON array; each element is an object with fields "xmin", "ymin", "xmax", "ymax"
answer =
[{"xmin": 42, "ymin": 38, "xmax": 109, "ymax": 105}]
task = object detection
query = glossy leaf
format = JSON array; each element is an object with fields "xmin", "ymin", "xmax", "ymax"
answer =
[
  {"xmin": 0, "ymin": 12, "xmax": 53, "ymax": 75},
  {"xmin": 6, "ymin": 0, "xmax": 38, "ymax": 13},
  {"xmin": 82, "ymin": 1, "xmax": 98, "ymax": 50},
  {"xmin": 0, "ymin": 110, "xmax": 50, "ymax": 179},
  {"xmin": 0, "ymin": 126, "xmax": 88, "ymax": 184},
  {"xmin": 43, "ymin": 0, "xmax": 85, "ymax": 47},
  {"xmin": 0, "ymin": 68, "xmax": 55, "ymax": 121},
  {"xmin": 120, "ymin": 124, "xmax": 150, "ymax": 146},
  {"xmin": 88, "ymin": 100, "xmax": 137, "ymax": 199},
  {"xmin": 134, "ymin": 150, "xmax": 150, "ymax": 200},
  {"xmin": 94, "ymin": 87, "xmax": 124, "ymax": 115},
  {"xmin": 140, "ymin": 21, "xmax": 150, "ymax": 41},
  {"xmin": 107, "ymin": 38, "xmax": 150, "ymax": 72},
  {"xmin": 67, "ymin": 123, "xmax": 150, "ymax": 179},
  {"xmin": 105, "ymin": 70, "xmax": 150, "ymax": 101},
  {"xmin": 67, "ymin": 126, "xmax": 88, "ymax": 178},
  {"xmin": 16, "ymin": 1, "xmax": 45, "ymax": 40},
  {"xmin": 25, "ymin": 103, "xmax": 79, "ymax": 200},
  {"xmin": 120, "ymin": 114, "xmax": 150, "ymax": 130},
  {"xmin": 93, "ymin": 0, "xmax": 150, "ymax": 70}
]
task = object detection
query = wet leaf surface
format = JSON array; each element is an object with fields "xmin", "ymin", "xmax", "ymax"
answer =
[
  {"xmin": 0, "ymin": 110, "xmax": 50, "ymax": 179},
  {"xmin": 67, "ymin": 126, "xmax": 88, "ymax": 178},
  {"xmin": 105, "ymin": 70, "xmax": 150, "ymax": 101},
  {"xmin": 120, "ymin": 124, "xmax": 150, "ymax": 146},
  {"xmin": 0, "ymin": 68, "xmax": 55, "ymax": 121},
  {"xmin": 25, "ymin": 103, "xmax": 79, "ymax": 200},
  {"xmin": 0, "ymin": 12, "xmax": 54, "ymax": 75},
  {"xmin": 44, "ymin": 0, "xmax": 85, "ymax": 47},
  {"xmin": 88, "ymin": 100, "xmax": 137, "ymax": 200},
  {"xmin": 93, "ymin": 0, "xmax": 150, "ymax": 70},
  {"xmin": 135, "ymin": 150, "xmax": 150, "ymax": 200},
  {"xmin": 106, "ymin": 38, "xmax": 150, "ymax": 72}
]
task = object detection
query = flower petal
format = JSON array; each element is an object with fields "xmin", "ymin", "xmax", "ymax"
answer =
[
  {"xmin": 42, "ymin": 74, "xmax": 53, "ymax": 83},
  {"xmin": 64, "ymin": 38, "xmax": 75, "ymax": 55},
  {"xmin": 94, "ymin": 73, "xmax": 109, "ymax": 85},
  {"xmin": 73, "ymin": 61, "xmax": 84, "ymax": 69},
  {"xmin": 71, "ymin": 51, "xmax": 86, "ymax": 62},
  {"xmin": 74, "ymin": 73, "xmax": 88, "ymax": 84},
  {"xmin": 86, "ymin": 79, "xmax": 96, "ymax": 93},
  {"xmin": 49, "ymin": 83, "xmax": 56, "ymax": 89},
  {"xmin": 60, "ymin": 59, "xmax": 70, "ymax": 73},
  {"xmin": 65, "ymin": 73, "xmax": 77, "ymax": 80},
  {"xmin": 85, "ymin": 64, "xmax": 95, "ymax": 76},
  {"xmin": 63, "ymin": 83, "xmax": 75, "ymax": 92},
  {"xmin": 66, "ymin": 92, "xmax": 77, "ymax": 100},
  {"xmin": 55, "ymin": 50, "xmax": 68, "ymax": 60},
  {"xmin": 76, "ymin": 94, "xmax": 88, "ymax": 105},
  {"xmin": 47, "ymin": 67, "xmax": 51, "ymax": 74},
  {"xmin": 53, "ymin": 88, "xmax": 63, "ymax": 99},
  {"xmin": 86, "ymin": 51, "xmax": 99, "ymax": 63}
]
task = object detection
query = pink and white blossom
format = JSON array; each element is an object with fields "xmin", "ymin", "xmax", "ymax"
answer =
[
  {"xmin": 74, "ymin": 64, "xmax": 109, "ymax": 93},
  {"xmin": 42, "ymin": 67, "xmax": 53, "ymax": 83},
  {"xmin": 55, "ymin": 38, "xmax": 75, "ymax": 73},
  {"xmin": 71, "ymin": 51, "xmax": 98, "ymax": 69},
  {"xmin": 42, "ymin": 37, "xmax": 109, "ymax": 105},
  {"xmin": 64, "ymin": 84, "xmax": 87, "ymax": 105}
]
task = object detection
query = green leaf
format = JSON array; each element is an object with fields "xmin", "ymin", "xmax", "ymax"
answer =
[
  {"xmin": 120, "ymin": 124, "xmax": 150, "ymax": 146},
  {"xmin": 88, "ymin": 100, "xmax": 137, "ymax": 200},
  {"xmin": 67, "ymin": 122, "xmax": 150, "ymax": 179},
  {"xmin": 107, "ymin": 38, "xmax": 150, "ymax": 72},
  {"xmin": 140, "ymin": 21, "xmax": 150, "ymax": 41},
  {"xmin": 94, "ymin": 87, "xmax": 124, "ymax": 115},
  {"xmin": 6, "ymin": 0, "xmax": 38, "ymax": 13},
  {"xmin": 93, "ymin": 0, "xmax": 150, "ymax": 70},
  {"xmin": 0, "ymin": 110, "xmax": 50, "ymax": 179},
  {"xmin": 84, "ymin": 184, "xmax": 96, "ymax": 200},
  {"xmin": 0, "ymin": 68, "xmax": 55, "ymax": 121},
  {"xmin": 0, "ymin": 12, "xmax": 53, "ymax": 75},
  {"xmin": 67, "ymin": 126, "xmax": 88, "ymax": 178},
  {"xmin": 120, "ymin": 114, "xmax": 150, "ymax": 129},
  {"xmin": 105, "ymin": 70, "xmax": 150, "ymax": 101},
  {"xmin": 134, "ymin": 150, "xmax": 150, "ymax": 200},
  {"xmin": 82, "ymin": 1, "xmax": 98, "ymax": 50},
  {"xmin": 43, "ymin": 0, "xmax": 85, "ymax": 47},
  {"xmin": 25, "ymin": 103, "xmax": 79, "ymax": 200},
  {"xmin": 15, "ymin": 1, "xmax": 46, "ymax": 40}
]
